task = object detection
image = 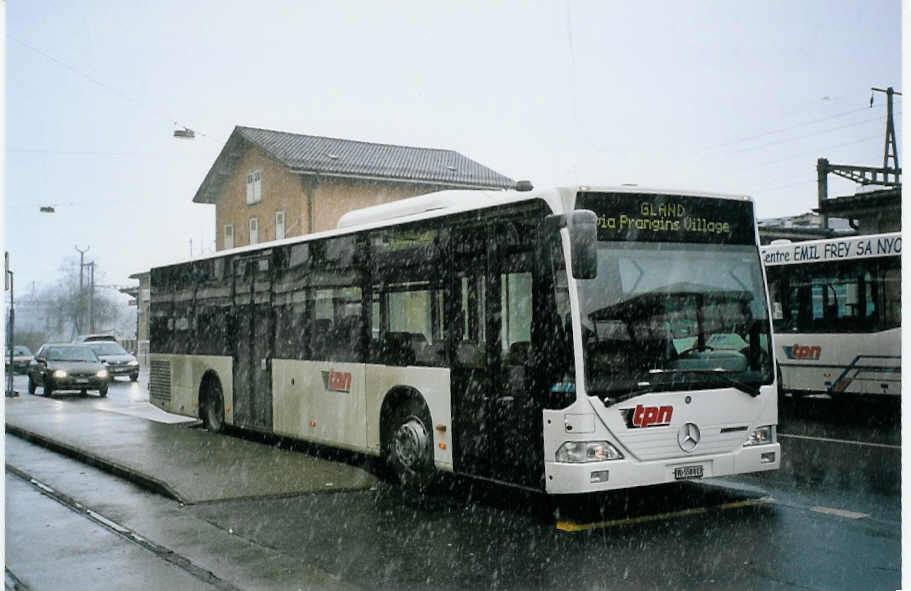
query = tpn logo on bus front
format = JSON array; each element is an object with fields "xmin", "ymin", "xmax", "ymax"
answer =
[
  {"xmin": 782, "ymin": 344, "xmax": 821, "ymax": 360},
  {"xmin": 623, "ymin": 404, "xmax": 673, "ymax": 428},
  {"xmin": 321, "ymin": 370, "xmax": 352, "ymax": 393}
]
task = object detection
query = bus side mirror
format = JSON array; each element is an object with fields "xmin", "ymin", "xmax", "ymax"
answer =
[{"xmin": 545, "ymin": 210, "xmax": 598, "ymax": 280}]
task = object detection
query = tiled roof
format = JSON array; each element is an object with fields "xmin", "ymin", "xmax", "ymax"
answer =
[{"xmin": 193, "ymin": 126, "xmax": 516, "ymax": 203}]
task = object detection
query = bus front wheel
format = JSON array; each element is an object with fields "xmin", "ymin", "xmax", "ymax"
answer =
[
  {"xmin": 384, "ymin": 399, "xmax": 435, "ymax": 492},
  {"xmin": 200, "ymin": 376, "xmax": 225, "ymax": 433}
]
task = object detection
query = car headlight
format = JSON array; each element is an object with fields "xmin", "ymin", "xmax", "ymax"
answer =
[
  {"xmin": 97, "ymin": 369, "xmax": 109, "ymax": 378},
  {"xmin": 53, "ymin": 369, "xmax": 67, "ymax": 378},
  {"xmin": 744, "ymin": 425, "xmax": 775, "ymax": 447},
  {"xmin": 128, "ymin": 360, "xmax": 139, "ymax": 366},
  {"xmin": 555, "ymin": 441, "xmax": 624, "ymax": 463}
]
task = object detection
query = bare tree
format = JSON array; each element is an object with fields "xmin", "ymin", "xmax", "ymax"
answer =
[{"xmin": 14, "ymin": 256, "xmax": 134, "ymax": 345}]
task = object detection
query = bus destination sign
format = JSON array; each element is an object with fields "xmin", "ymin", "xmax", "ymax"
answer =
[
  {"xmin": 761, "ymin": 232, "xmax": 902, "ymax": 266},
  {"xmin": 576, "ymin": 192, "xmax": 756, "ymax": 245}
]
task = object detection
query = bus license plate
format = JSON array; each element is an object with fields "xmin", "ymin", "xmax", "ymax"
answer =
[{"xmin": 674, "ymin": 465, "xmax": 704, "ymax": 480}]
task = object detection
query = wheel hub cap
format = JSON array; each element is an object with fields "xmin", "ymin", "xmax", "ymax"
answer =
[{"xmin": 393, "ymin": 418, "xmax": 427, "ymax": 468}]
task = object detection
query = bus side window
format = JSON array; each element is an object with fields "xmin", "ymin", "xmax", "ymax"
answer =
[
  {"xmin": 454, "ymin": 274, "xmax": 486, "ymax": 368},
  {"xmin": 369, "ymin": 224, "xmax": 448, "ymax": 367},
  {"xmin": 496, "ymin": 219, "xmax": 535, "ymax": 391},
  {"xmin": 882, "ymin": 265, "xmax": 901, "ymax": 328}
]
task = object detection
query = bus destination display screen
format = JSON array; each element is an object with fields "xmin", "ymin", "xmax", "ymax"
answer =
[{"xmin": 576, "ymin": 192, "xmax": 756, "ymax": 245}]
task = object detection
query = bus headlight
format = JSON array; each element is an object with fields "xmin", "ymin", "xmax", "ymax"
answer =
[
  {"xmin": 743, "ymin": 426, "xmax": 775, "ymax": 446},
  {"xmin": 53, "ymin": 370, "xmax": 67, "ymax": 378},
  {"xmin": 555, "ymin": 441, "xmax": 623, "ymax": 463}
]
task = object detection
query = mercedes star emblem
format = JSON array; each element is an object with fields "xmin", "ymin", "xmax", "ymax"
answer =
[{"xmin": 678, "ymin": 422, "xmax": 701, "ymax": 453}]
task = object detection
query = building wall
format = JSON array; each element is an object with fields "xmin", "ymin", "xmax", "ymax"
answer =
[
  {"xmin": 857, "ymin": 210, "xmax": 901, "ymax": 234},
  {"xmin": 216, "ymin": 146, "xmax": 307, "ymax": 250},
  {"xmin": 307, "ymin": 177, "xmax": 438, "ymax": 233},
  {"xmin": 214, "ymin": 145, "xmax": 446, "ymax": 250},
  {"xmin": 137, "ymin": 273, "xmax": 150, "ymax": 342}
]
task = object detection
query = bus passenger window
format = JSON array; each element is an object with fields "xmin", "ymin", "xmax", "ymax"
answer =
[{"xmin": 370, "ymin": 285, "xmax": 446, "ymax": 367}]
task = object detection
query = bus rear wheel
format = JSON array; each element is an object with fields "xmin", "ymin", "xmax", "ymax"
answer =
[
  {"xmin": 200, "ymin": 376, "xmax": 225, "ymax": 433},
  {"xmin": 384, "ymin": 400, "xmax": 435, "ymax": 492}
]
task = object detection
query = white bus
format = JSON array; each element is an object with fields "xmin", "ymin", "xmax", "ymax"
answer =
[
  {"xmin": 149, "ymin": 186, "xmax": 779, "ymax": 494},
  {"xmin": 762, "ymin": 232, "xmax": 901, "ymax": 400}
]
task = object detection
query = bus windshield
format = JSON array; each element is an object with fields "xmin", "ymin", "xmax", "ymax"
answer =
[{"xmin": 577, "ymin": 242, "xmax": 772, "ymax": 402}]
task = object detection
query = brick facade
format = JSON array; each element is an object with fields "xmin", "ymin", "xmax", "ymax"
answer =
[
  {"xmin": 214, "ymin": 145, "xmax": 465, "ymax": 250},
  {"xmin": 196, "ymin": 127, "xmax": 516, "ymax": 250}
]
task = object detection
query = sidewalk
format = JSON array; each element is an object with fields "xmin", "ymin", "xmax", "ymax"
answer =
[{"xmin": 4, "ymin": 394, "xmax": 377, "ymax": 504}]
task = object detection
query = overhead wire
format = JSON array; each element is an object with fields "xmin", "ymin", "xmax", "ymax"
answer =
[
  {"xmin": 758, "ymin": 135, "xmax": 884, "ymax": 167},
  {"xmin": 708, "ymin": 104, "xmax": 884, "ymax": 149},
  {"xmin": 7, "ymin": 34, "xmax": 223, "ymax": 144},
  {"xmin": 728, "ymin": 112, "xmax": 898, "ymax": 154}
]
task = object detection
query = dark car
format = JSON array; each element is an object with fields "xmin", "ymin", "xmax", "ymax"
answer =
[
  {"xmin": 85, "ymin": 341, "xmax": 140, "ymax": 381},
  {"xmin": 5, "ymin": 345, "xmax": 34, "ymax": 374},
  {"xmin": 27, "ymin": 344, "xmax": 109, "ymax": 397}
]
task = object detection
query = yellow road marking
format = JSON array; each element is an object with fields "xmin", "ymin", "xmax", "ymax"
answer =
[
  {"xmin": 810, "ymin": 506, "xmax": 869, "ymax": 520},
  {"xmin": 556, "ymin": 496, "xmax": 774, "ymax": 532}
]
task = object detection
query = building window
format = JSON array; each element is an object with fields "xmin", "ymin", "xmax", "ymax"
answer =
[
  {"xmin": 249, "ymin": 217, "xmax": 259, "ymax": 245},
  {"xmin": 246, "ymin": 169, "xmax": 262, "ymax": 204},
  {"xmin": 275, "ymin": 210, "xmax": 286, "ymax": 240},
  {"xmin": 224, "ymin": 224, "xmax": 234, "ymax": 249}
]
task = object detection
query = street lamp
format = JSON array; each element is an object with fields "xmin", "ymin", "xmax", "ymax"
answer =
[{"xmin": 173, "ymin": 127, "xmax": 195, "ymax": 139}]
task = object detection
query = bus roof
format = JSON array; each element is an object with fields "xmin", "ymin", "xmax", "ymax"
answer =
[
  {"xmin": 155, "ymin": 185, "xmax": 753, "ymax": 269},
  {"xmin": 761, "ymin": 232, "xmax": 901, "ymax": 266},
  {"xmin": 338, "ymin": 185, "xmax": 752, "ymax": 229}
]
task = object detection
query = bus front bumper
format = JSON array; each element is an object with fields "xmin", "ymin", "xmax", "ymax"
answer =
[{"xmin": 543, "ymin": 443, "xmax": 780, "ymax": 495}]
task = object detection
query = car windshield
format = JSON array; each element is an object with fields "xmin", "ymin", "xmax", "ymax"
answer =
[
  {"xmin": 46, "ymin": 346, "xmax": 98, "ymax": 362},
  {"xmin": 576, "ymin": 242, "xmax": 772, "ymax": 402},
  {"xmin": 11, "ymin": 346, "xmax": 31, "ymax": 356},
  {"xmin": 88, "ymin": 342, "xmax": 129, "ymax": 356}
]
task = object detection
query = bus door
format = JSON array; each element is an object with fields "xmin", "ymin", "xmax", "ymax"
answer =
[
  {"xmin": 450, "ymin": 224, "xmax": 494, "ymax": 476},
  {"xmin": 488, "ymin": 219, "xmax": 542, "ymax": 488},
  {"xmin": 450, "ymin": 217, "xmax": 542, "ymax": 487},
  {"xmin": 232, "ymin": 253, "xmax": 274, "ymax": 431}
]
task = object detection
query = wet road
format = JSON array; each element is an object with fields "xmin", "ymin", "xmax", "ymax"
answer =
[{"xmin": 4, "ymin": 376, "xmax": 901, "ymax": 590}]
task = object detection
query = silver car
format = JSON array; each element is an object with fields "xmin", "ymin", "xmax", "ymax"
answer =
[{"xmin": 85, "ymin": 341, "xmax": 140, "ymax": 382}]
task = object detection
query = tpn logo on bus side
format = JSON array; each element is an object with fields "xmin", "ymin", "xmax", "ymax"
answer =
[
  {"xmin": 624, "ymin": 404, "xmax": 673, "ymax": 428},
  {"xmin": 321, "ymin": 370, "xmax": 352, "ymax": 393},
  {"xmin": 783, "ymin": 344, "xmax": 821, "ymax": 360}
]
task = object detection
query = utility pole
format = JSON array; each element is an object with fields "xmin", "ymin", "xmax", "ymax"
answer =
[
  {"xmin": 6, "ymin": 252, "xmax": 17, "ymax": 397},
  {"xmin": 872, "ymin": 86, "xmax": 901, "ymax": 183},
  {"xmin": 75, "ymin": 245, "xmax": 89, "ymax": 334},
  {"xmin": 817, "ymin": 86, "xmax": 902, "ymax": 230},
  {"xmin": 87, "ymin": 261, "xmax": 96, "ymax": 332}
]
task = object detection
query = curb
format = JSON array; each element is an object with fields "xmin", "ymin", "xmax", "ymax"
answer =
[{"xmin": 5, "ymin": 422, "xmax": 186, "ymax": 503}]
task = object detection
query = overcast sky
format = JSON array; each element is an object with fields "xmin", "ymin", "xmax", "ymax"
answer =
[{"xmin": 3, "ymin": 0, "xmax": 903, "ymax": 297}]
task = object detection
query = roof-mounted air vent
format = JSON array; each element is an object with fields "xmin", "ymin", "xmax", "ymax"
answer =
[{"xmin": 515, "ymin": 180, "xmax": 534, "ymax": 192}]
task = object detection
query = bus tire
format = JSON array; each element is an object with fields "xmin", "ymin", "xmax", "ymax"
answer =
[
  {"xmin": 383, "ymin": 398, "xmax": 435, "ymax": 492},
  {"xmin": 200, "ymin": 374, "xmax": 225, "ymax": 433}
]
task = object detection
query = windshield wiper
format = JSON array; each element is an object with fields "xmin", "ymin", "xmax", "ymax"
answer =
[
  {"xmin": 648, "ymin": 368, "xmax": 760, "ymax": 397},
  {"xmin": 598, "ymin": 383, "xmax": 661, "ymax": 406}
]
